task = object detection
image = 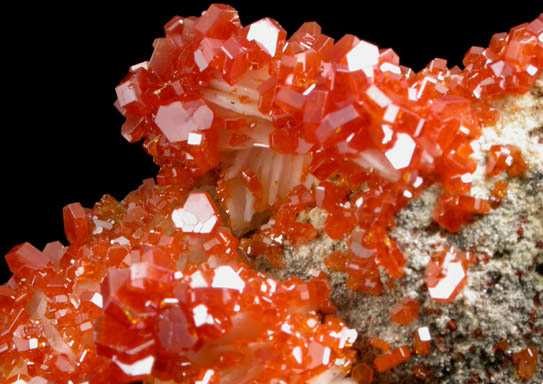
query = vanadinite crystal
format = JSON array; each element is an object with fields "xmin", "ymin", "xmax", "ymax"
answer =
[
  {"xmin": 2, "ymin": 3, "xmax": 543, "ymax": 383},
  {"xmin": 425, "ymin": 248, "xmax": 475, "ymax": 303},
  {"xmin": 512, "ymin": 346, "xmax": 538, "ymax": 379},
  {"xmin": 486, "ymin": 144, "xmax": 528, "ymax": 177},
  {"xmin": 413, "ymin": 327, "xmax": 432, "ymax": 355},
  {"xmin": 1, "ymin": 180, "xmax": 357, "ymax": 383},
  {"xmin": 373, "ymin": 346, "xmax": 411, "ymax": 373},
  {"xmin": 369, "ymin": 337, "xmax": 390, "ymax": 353},
  {"xmin": 389, "ymin": 297, "xmax": 420, "ymax": 326},
  {"xmin": 350, "ymin": 362, "xmax": 374, "ymax": 383}
]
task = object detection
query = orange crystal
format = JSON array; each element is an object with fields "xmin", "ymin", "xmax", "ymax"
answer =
[
  {"xmin": 433, "ymin": 194, "xmax": 491, "ymax": 233},
  {"xmin": 1, "ymin": 179, "xmax": 358, "ymax": 383},
  {"xmin": 62, "ymin": 202, "xmax": 90, "ymax": 245},
  {"xmin": 113, "ymin": 3, "xmax": 540, "ymax": 287},
  {"xmin": 390, "ymin": 297, "xmax": 420, "ymax": 326},
  {"xmin": 486, "ymin": 144, "xmax": 528, "ymax": 177},
  {"xmin": 413, "ymin": 326, "xmax": 432, "ymax": 355},
  {"xmin": 369, "ymin": 337, "xmax": 390, "ymax": 352},
  {"xmin": 171, "ymin": 192, "xmax": 221, "ymax": 234},
  {"xmin": 324, "ymin": 250, "xmax": 383, "ymax": 296},
  {"xmin": 494, "ymin": 339, "xmax": 510, "ymax": 353},
  {"xmin": 512, "ymin": 346, "xmax": 538, "ymax": 379},
  {"xmin": 373, "ymin": 346, "xmax": 411, "ymax": 373},
  {"xmin": 490, "ymin": 180, "xmax": 508, "ymax": 208},
  {"xmin": 241, "ymin": 185, "xmax": 318, "ymax": 264},
  {"xmin": 5, "ymin": 242, "xmax": 51, "ymax": 281},
  {"xmin": 425, "ymin": 248, "xmax": 470, "ymax": 302},
  {"xmin": 351, "ymin": 362, "xmax": 374, "ymax": 383}
]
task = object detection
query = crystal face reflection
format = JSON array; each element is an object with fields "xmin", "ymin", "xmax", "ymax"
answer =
[
  {"xmin": 425, "ymin": 248, "xmax": 468, "ymax": 303},
  {"xmin": 247, "ymin": 18, "xmax": 285, "ymax": 57},
  {"xmin": 155, "ymin": 100, "xmax": 213, "ymax": 143},
  {"xmin": 171, "ymin": 192, "xmax": 220, "ymax": 234},
  {"xmin": 211, "ymin": 266, "xmax": 245, "ymax": 292}
]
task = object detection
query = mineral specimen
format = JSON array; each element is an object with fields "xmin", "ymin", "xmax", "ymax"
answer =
[{"xmin": 1, "ymin": 4, "xmax": 542, "ymax": 383}]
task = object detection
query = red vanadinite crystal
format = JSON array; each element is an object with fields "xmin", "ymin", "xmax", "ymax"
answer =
[
  {"xmin": 390, "ymin": 297, "xmax": 420, "ymax": 326},
  {"xmin": 324, "ymin": 249, "xmax": 383, "ymax": 296},
  {"xmin": 2, "ymin": 4, "xmax": 542, "ymax": 383},
  {"xmin": 63, "ymin": 202, "xmax": 90, "ymax": 245},
  {"xmin": 351, "ymin": 362, "xmax": 374, "ymax": 383},
  {"xmin": 433, "ymin": 194, "xmax": 491, "ymax": 233},
  {"xmin": 5, "ymin": 242, "xmax": 51, "ymax": 281},
  {"xmin": 171, "ymin": 192, "xmax": 221, "ymax": 234},
  {"xmin": 512, "ymin": 346, "xmax": 538, "ymax": 379},
  {"xmin": 494, "ymin": 339, "xmax": 510, "ymax": 353},
  {"xmin": 0, "ymin": 179, "xmax": 357, "ymax": 382},
  {"xmin": 486, "ymin": 144, "xmax": 528, "ymax": 177},
  {"xmin": 112, "ymin": 3, "xmax": 540, "ymax": 269},
  {"xmin": 490, "ymin": 180, "xmax": 508, "ymax": 208},
  {"xmin": 98, "ymin": 261, "xmax": 357, "ymax": 382},
  {"xmin": 425, "ymin": 248, "xmax": 473, "ymax": 303},
  {"xmin": 373, "ymin": 346, "xmax": 411, "ymax": 373},
  {"xmin": 413, "ymin": 326, "xmax": 432, "ymax": 355},
  {"xmin": 369, "ymin": 337, "xmax": 391, "ymax": 352}
]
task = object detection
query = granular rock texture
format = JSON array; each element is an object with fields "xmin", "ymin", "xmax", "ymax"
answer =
[{"xmin": 260, "ymin": 78, "xmax": 543, "ymax": 383}]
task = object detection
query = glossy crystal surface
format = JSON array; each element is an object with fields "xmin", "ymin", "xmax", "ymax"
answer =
[
  {"xmin": 425, "ymin": 248, "xmax": 475, "ymax": 303},
  {"xmin": 1, "ymin": 180, "xmax": 356, "ymax": 382},
  {"xmin": 389, "ymin": 297, "xmax": 420, "ymax": 326}
]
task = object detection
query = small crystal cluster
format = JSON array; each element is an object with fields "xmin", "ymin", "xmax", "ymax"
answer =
[{"xmin": 2, "ymin": 4, "xmax": 542, "ymax": 383}]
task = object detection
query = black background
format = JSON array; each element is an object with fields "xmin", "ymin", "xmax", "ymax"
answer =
[{"xmin": 1, "ymin": 2, "xmax": 541, "ymax": 283}]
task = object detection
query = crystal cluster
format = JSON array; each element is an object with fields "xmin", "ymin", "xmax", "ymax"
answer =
[
  {"xmin": 115, "ymin": 2, "xmax": 539, "ymax": 289},
  {"xmin": 2, "ymin": 182, "xmax": 356, "ymax": 383},
  {"xmin": 2, "ymin": 4, "xmax": 542, "ymax": 383}
]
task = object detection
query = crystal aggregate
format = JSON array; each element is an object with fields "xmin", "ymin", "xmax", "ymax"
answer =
[{"xmin": 2, "ymin": 4, "xmax": 542, "ymax": 382}]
